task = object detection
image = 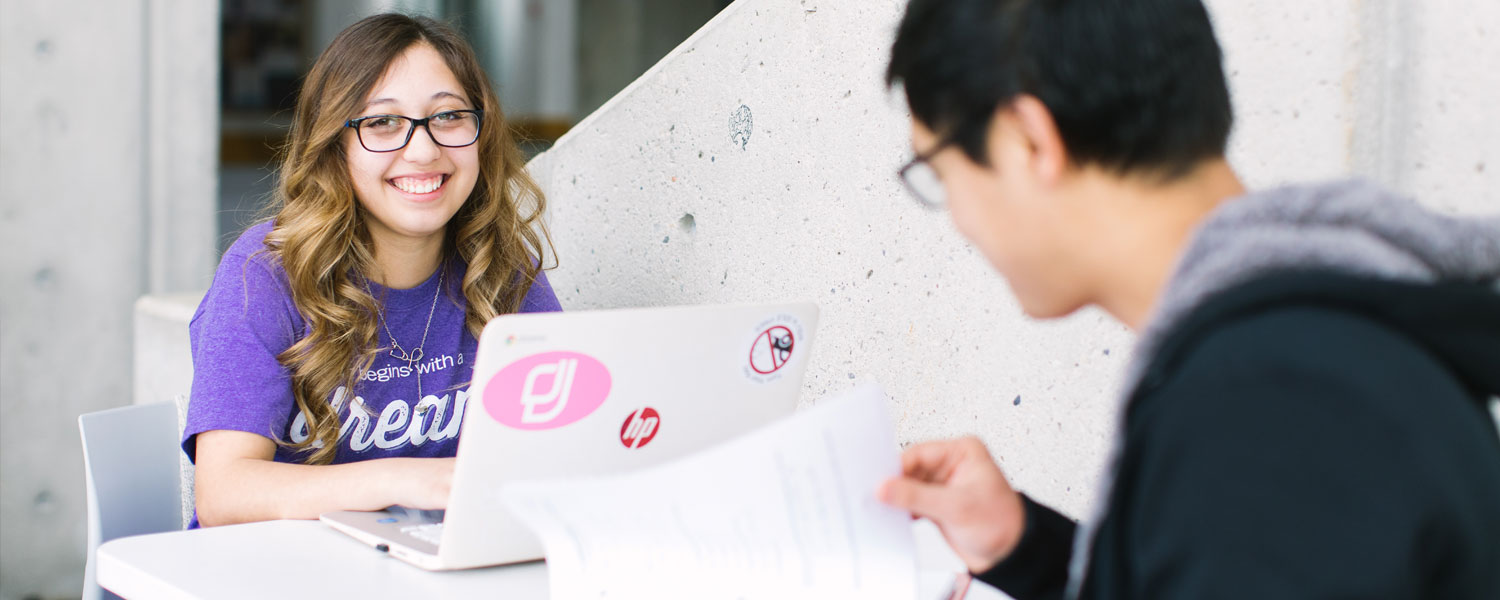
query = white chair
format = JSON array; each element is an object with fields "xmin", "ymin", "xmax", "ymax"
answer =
[
  {"xmin": 80, "ymin": 402, "xmax": 185, "ymax": 600},
  {"xmin": 173, "ymin": 392, "xmax": 196, "ymax": 529}
]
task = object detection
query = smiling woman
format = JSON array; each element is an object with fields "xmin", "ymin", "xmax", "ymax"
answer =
[{"xmin": 183, "ymin": 14, "xmax": 562, "ymax": 528}]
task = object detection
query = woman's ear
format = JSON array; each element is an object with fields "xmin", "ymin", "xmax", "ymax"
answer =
[{"xmin": 991, "ymin": 94, "xmax": 1067, "ymax": 183}]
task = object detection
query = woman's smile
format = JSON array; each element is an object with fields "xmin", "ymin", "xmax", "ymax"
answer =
[{"xmin": 388, "ymin": 173, "xmax": 451, "ymax": 200}]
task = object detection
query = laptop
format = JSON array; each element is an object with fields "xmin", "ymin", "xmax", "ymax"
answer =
[{"xmin": 321, "ymin": 302, "xmax": 819, "ymax": 570}]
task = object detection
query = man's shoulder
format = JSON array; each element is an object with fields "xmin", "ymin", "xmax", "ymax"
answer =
[
  {"xmin": 1135, "ymin": 269, "xmax": 1495, "ymax": 408},
  {"xmin": 1124, "ymin": 296, "xmax": 1500, "ymax": 503},
  {"xmin": 1183, "ymin": 302, "xmax": 1433, "ymax": 375},
  {"xmin": 1141, "ymin": 302, "xmax": 1452, "ymax": 419}
]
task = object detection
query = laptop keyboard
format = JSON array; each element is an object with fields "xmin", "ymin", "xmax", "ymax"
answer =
[{"xmin": 400, "ymin": 523, "xmax": 444, "ymax": 545}]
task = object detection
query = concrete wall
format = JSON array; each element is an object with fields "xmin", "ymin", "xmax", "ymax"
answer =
[
  {"xmin": 1213, "ymin": 0, "xmax": 1498, "ymax": 215},
  {"xmin": 0, "ymin": 1, "xmax": 217, "ymax": 598},
  {"xmin": 528, "ymin": 0, "xmax": 1500, "ymax": 527}
]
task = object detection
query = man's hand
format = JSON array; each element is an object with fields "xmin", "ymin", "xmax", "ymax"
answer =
[{"xmin": 878, "ymin": 436, "xmax": 1026, "ymax": 573}]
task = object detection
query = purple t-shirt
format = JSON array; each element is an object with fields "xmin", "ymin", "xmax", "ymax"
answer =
[{"xmin": 183, "ymin": 221, "xmax": 561, "ymax": 467}]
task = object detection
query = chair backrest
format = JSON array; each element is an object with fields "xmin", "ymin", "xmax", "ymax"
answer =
[
  {"xmin": 173, "ymin": 392, "xmax": 196, "ymax": 529},
  {"xmin": 80, "ymin": 402, "xmax": 184, "ymax": 600}
]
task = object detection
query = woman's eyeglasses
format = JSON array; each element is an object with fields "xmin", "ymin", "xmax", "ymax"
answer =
[{"xmin": 344, "ymin": 109, "xmax": 484, "ymax": 153}]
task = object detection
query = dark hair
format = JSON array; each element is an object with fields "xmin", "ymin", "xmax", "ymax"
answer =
[{"xmin": 887, "ymin": 0, "xmax": 1233, "ymax": 179}]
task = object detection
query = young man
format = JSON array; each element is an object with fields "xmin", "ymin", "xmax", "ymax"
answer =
[{"xmin": 876, "ymin": 0, "xmax": 1500, "ymax": 598}]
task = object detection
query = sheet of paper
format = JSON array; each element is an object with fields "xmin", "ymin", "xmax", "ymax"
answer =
[{"xmin": 498, "ymin": 384, "xmax": 917, "ymax": 599}]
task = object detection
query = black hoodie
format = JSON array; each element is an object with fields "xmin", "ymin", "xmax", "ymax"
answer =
[{"xmin": 978, "ymin": 180, "xmax": 1500, "ymax": 599}]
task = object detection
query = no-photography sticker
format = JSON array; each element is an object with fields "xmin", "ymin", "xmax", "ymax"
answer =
[{"xmin": 745, "ymin": 314, "xmax": 803, "ymax": 383}]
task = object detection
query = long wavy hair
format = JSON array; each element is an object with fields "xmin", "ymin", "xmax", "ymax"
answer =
[{"xmin": 265, "ymin": 13, "xmax": 552, "ymax": 464}]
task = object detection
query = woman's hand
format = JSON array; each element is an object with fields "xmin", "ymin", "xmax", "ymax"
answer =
[
  {"xmin": 878, "ymin": 436, "xmax": 1027, "ymax": 573},
  {"xmin": 387, "ymin": 457, "xmax": 456, "ymax": 510}
]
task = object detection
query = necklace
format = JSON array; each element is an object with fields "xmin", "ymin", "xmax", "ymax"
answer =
[{"xmin": 364, "ymin": 265, "xmax": 444, "ymax": 401}]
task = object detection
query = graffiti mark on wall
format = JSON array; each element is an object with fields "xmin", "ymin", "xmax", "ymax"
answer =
[{"xmin": 730, "ymin": 105, "xmax": 753, "ymax": 150}]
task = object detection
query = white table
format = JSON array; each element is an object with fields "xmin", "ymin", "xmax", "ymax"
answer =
[
  {"xmin": 97, "ymin": 520, "xmax": 547, "ymax": 599},
  {"xmin": 98, "ymin": 519, "xmax": 1010, "ymax": 599}
]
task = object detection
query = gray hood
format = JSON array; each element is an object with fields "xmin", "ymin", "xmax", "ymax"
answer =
[{"xmin": 1130, "ymin": 177, "xmax": 1500, "ymax": 388}]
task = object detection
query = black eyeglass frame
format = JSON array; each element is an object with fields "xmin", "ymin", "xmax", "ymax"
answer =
[
  {"xmin": 897, "ymin": 136, "xmax": 958, "ymax": 210},
  {"xmin": 344, "ymin": 109, "xmax": 485, "ymax": 153}
]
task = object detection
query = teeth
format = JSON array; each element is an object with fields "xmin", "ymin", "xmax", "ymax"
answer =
[{"xmin": 392, "ymin": 176, "xmax": 443, "ymax": 194}]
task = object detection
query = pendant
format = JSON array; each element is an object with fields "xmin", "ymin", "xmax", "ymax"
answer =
[{"xmin": 390, "ymin": 345, "xmax": 423, "ymax": 368}]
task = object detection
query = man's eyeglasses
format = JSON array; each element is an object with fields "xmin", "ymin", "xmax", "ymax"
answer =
[
  {"xmin": 344, "ymin": 109, "xmax": 484, "ymax": 153},
  {"xmin": 897, "ymin": 138, "xmax": 955, "ymax": 209}
]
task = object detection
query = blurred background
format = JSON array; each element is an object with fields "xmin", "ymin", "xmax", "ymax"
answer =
[{"xmin": 3, "ymin": 1, "xmax": 1497, "ymax": 599}]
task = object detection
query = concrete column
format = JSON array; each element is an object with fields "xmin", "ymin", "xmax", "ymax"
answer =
[
  {"xmin": 579, "ymin": 0, "xmax": 645, "ymax": 117},
  {"xmin": 474, "ymin": 0, "xmax": 579, "ymax": 120},
  {"xmin": 1380, "ymin": 0, "xmax": 1498, "ymax": 215},
  {"xmin": 1347, "ymin": 0, "xmax": 1416, "ymax": 193},
  {"xmin": 1, "ymin": 1, "xmax": 217, "ymax": 597},
  {"xmin": 312, "ymin": 0, "xmax": 446, "ymax": 58},
  {"xmin": 1, "ymin": 3, "xmax": 149, "ymax": 597},
  {"xmin": 147, "ymin": 0, "xmax": 220, "ymax": 293},
  {"xmin": 1204, "ymin": 0, "xmax": 1498, "ymax": 212},
  {"xmin": 537, "ymin": 0, "xmax": 579, "ymax": 119}
]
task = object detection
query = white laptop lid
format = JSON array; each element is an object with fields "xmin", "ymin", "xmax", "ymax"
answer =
[{"xmin": 437, "ymin": 302, "xmax": 819, "ymax": 568}]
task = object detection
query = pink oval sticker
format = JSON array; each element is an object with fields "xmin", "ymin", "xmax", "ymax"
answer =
[{"xmin": 483, "ymin": 351, "xmax": 612, "ymax": 430}]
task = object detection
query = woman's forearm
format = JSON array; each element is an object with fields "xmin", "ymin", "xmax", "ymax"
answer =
[{"xmin": 197, "ymin": 457, "xmax": 395, "ymax": 526}]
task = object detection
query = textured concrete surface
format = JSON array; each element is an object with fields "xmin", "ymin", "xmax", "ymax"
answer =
[
  {"xmin": 529, "ymin": 0, "xmax": 1500, "ymax": 528},
  {"xmin": 1209, "ymin": 0, "xmax": 1499, "ymax": 215},
  {"xmin": 2, "ymin": 5, "xmax": 148, "ymax": 597},
  {"xmin": 1, "ymin": 2, "xmax": 216, "ymax": 599},
  {"xmin": 1388, "ymin": 1, "xmax": 1498, "ymax": 216},
  {"xmin": 146, "ymin": 0, "xmax": 219, "ymax": 293}
]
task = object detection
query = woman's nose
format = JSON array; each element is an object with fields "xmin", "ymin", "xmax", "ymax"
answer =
[{"xmin": 401, "ymin": 124, "xmax": 442, "ymax": 163}]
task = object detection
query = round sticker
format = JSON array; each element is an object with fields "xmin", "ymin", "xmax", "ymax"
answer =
[
  {"xmin": 748, "ymin": 326, "xmax": 795, "ymax": 375},
  {"xmin": 620, "ymin": 407, "xmax": 660, "ymax": 449},
  {"xmin": 744, "ymin": 314, "xmax": 804, "ymax": 384}
]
